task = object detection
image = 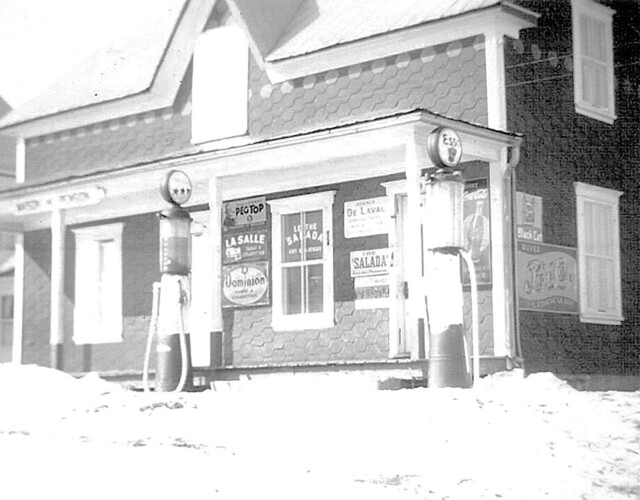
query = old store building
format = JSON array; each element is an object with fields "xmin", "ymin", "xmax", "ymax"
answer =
[{"xmin": 0, "ymin": 0, "xmax": 637, "ymax": 381}]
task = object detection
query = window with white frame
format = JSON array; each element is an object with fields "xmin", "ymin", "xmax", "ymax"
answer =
[
  {"xmin": 191, "ymin": 24, "xmax": 249, "ymax": 144},
  {"xmin": 575, "ymin": 182, "xmax": 623, "ymax": 324},
  {"xmin": 269, "ymin": 191, "xmax": 336, "ymax": 331},
  {"xmin": 571, "ymin": 0, "xmax": 616, "ymax": 124},
  {"xmin": 73, "ymin": 223, "xmax": 124, "ymax": 344}
]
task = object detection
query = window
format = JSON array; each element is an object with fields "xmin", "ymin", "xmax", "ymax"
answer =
[
  {"xmin": 572, "ymin": 0, "xmax": 616, "ymax": 124},
  {"xmin": 191, "ymin": 24, "xmax": 249, "ymax": 144},
  {"xmin": 575, "ymin": 182, "xmax": 623, "ymax": 324},
  {"xmin": 269, "ymin": 191, "xmax": 335, "ymax": 331},
  {"xmin": 73, "ymin": 223, "xmax": 124, "ymax": 344}
]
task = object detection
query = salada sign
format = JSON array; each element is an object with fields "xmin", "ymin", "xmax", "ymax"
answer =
[
  {"xmin": 223, "ymin": 227, "xmax": 269, "ymax": 265},
  {"xmin": 350, "ymin": 248, "xmax": 390, "ymax": 277},
  {"xmin": 222, "ymin": 262, "xmax": 270, "ymax": 308}
]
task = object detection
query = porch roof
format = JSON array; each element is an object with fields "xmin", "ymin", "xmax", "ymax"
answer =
[{"xmin": 0, "ymin": 108, "xmax": 522, "ymax": 231}]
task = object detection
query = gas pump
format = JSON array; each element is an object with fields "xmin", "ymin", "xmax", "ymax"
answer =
[
  {"xmin": 143, "ymin": 170, "xmax": 194, "ymax": 392},
  {"xmin": 423, "ymin": 127, "xmax": 480, "ymax": 388}
]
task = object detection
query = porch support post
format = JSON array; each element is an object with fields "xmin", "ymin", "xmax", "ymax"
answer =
[
  {"xmin": 50, "ymin": 208, "xmax": 65, "ymax": 370},
  {"xmin": 12, "ymin": 232, "xmax": 24, "ymax": 364},
  {"xmin": 208, "ymin": 177, "xmax": 224, "ymax": 367},
  {"xmin": 404, "ymin": 124, "xmax": 429, "ymax": 359},
  {"xmin": 485, "ymin": 29, "xmax": 512, "ymax": 356}
]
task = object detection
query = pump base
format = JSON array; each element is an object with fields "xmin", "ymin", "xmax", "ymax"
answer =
[
  {"xmin": 427, "ymin": 324, "xmax": 471, "ymax": 388},
  {"xmin": 156, "ymin": 333, "xmax": 193, "ymax": 392}
]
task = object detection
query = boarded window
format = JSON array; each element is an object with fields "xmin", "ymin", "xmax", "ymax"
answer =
[
  {"xmin": 73, "ymin": 223, "xmax": 124, "ymax": 344},
  {"xmin": 191, "ymin": 25, "xmax": 249, "ymax": 144}
]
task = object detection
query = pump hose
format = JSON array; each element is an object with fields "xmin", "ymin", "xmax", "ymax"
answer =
[
  {"xmin": 174, "ymin": 277, "xmax": 190, "ymax": 393},
  {"xmin": 460, "ymin": 250, "xmax": 480, "ymax": 387},
  {"xmin": 143, "ymin": 282, "xmax": 162, "ymax": 392}
]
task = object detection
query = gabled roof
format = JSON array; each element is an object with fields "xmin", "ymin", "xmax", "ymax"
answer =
[
  {"xmin": 0, "ymin": 0, "xmax": 186, "ymax": 127},
  {"xmin": 0, "ymin": 0, "xmax": 537, "ymax": 136},
  {"xmin": 0, "ymin": 0, "xmax": 216, "ymax": 135},
  {"xmin": 267, "ymin": 0, "xmax": 503, "ymax": 61}
]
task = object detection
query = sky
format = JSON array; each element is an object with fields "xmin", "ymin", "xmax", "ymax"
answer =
[
  {"xmin": 0, "ymin": 0, "xmax": 180, "ymax": 107},
  {"xmin": 0, "ymin": 363, "xmax": 639, "ymax": 499}
]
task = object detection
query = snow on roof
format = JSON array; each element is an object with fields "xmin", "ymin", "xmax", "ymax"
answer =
[
  {"xmin": 267, "ymin": 0, "xmax": 503, "ymax": 61},
  {"xmin": 0, "ymin": 0, "xmax": 187, "ymax": 128}
]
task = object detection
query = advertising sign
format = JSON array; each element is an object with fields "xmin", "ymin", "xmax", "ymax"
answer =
[
  {"xmin": 516, "ymin": 241, "xmax": 578, "ymax": 314},
  {"xmin": 223, "ymin": 196, "xmax": 267, "ymax": 230},
  {"xmin": 222, "ymin": 262, "xmax": 270, "ymax": 308},
  {"xmin": 344, "ymin": 197, "xmax": 389, "ymax": 238},
  {"xmin": 516, "ymin": 192, "xmax": 543, "ymax": 242},
  {"xmin": 223, "ymin": 227, "xmax": 269, "ymax": 265},
  {"xmin": 462, "ymin": 178, "xmax": 491, "ymax": 285},
  {"xmin": 282, "ymin": 210, "xmax": 323, "ymax": 262},
  {"xmin": 354, "ymin": 275, "xmax": 390, "ymax": 309},
  {"xmin": 350, "ymin": 248, "xmax": 390, "ymax": 277}
]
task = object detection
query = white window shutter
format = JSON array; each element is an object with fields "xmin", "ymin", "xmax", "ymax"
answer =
[
  {"xmin": 192, "ymin": 25, "xmax": 249, "ymax": 144},
  {"xmin": 572, "ymin": 0, "xmax": 616, "ymax": 123},
  {"xmin": 579, "ymin": 15, "xmax": 608, "ymax": 109},
  {"xmin": 575, "ymin": 182, "xmax": 623, "ymax": 324}
]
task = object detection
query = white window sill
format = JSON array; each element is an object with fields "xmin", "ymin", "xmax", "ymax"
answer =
[
  {"xmin": 272, "ymin": 314, "xmax": 334, "ymax": 332},
  {"xmin": 73, "ymin": 334, "xmax": 123, "ymax": 345},
  {"xmin": 575, "ymin": 104, "xmax": 616, "ymax": 125},
  {"xmin": 579, "ymin": 313, "xmax": 623, "ymax": 326}
]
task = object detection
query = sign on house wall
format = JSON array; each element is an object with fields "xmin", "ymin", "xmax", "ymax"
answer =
[
  {"xmin": 516, "ymin": 241, "xmax": 578, "ymax": 314},
  {"xmin": 516, "ymin": 191, "xmax": 543, "ymax": 242},
  {"xmin": 462, "ymin": 178, "xmax": 491, "ymax": 285},
  {"xmin": 354, "ymin": 275, "xmax": 389, "ymax": 310},
  {"xmin": 344, "ymin": 197, "xmax": 389, "ymax": 238},
  {"xmin": 222, "ymin": 262, "xmax": 270, "ymax": 308},
  {"xmin": 223, "ymin": 227, "xmax": 269, "ymax": 265},
  {"xmin": 221, "ymin": 195, "xmax": 270, "ymax": 308},
  {"xmin": 350, "ymin": 248, "xmax": 390, "ymax": 277},
  {"xmin": 223, "ymin": 196, "xmax": 267, "ymax": 230}
]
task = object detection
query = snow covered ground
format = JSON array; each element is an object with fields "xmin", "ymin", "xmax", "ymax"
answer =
[{"xmin": 0, "ymin": 364, "xmax": 638, "ymax": 499}]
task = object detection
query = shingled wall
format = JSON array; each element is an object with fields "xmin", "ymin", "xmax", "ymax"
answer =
[{"xmin": 23, "ymin": 36, "xmax": 487, "ymax": 186}]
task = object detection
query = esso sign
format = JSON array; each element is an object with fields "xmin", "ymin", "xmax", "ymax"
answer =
[{"xmin": 427, "ymin": 127, "xmax": 463, "ymax": 169}]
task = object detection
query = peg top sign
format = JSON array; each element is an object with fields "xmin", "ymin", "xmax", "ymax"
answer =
[{"xmin": 427, "ymin": 127, "xmax": 463, "ymax": 169}]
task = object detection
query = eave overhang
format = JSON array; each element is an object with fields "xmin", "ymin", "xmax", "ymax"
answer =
[
  {"xmin": 259, "ymin": 2, "xmax": 539, "ymax": 83},
  {"xmin": 0, "ymin": 108, "xmax": 522, "ymax": 231}
]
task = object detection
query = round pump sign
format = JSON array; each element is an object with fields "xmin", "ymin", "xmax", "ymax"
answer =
[
  {"xmin": 427, "ymin": 127, "xmax": 463, "ymax": 168},
  {"xmin": 161, "ymin": 170, "xmax": 192, "ymax": 206}
]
